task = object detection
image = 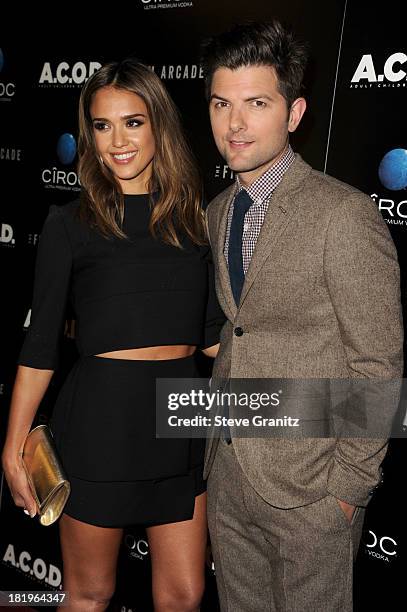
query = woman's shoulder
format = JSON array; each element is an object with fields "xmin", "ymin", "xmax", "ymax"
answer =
[
  {"xmin": 45, "ymin": 198, "xmax": 92, "ymax": 247},
  {"xmin": 51, "ymin": 197, "xmax": 80, "ymax": 219}
]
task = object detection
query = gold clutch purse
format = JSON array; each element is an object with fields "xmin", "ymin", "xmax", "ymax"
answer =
[{"xmin": 22, "ymin": 425, "xmax": 71, "ymax": 526}]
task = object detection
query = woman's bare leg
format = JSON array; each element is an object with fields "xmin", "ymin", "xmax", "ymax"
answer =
[
  {"xmin": 146, "ymin": 492, "xmax": 207, "ymax": 612},
  {"xmin": 58, "ymin": 513, "xmax": 123, "ymax": 611}
]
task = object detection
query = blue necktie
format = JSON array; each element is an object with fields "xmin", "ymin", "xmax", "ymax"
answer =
[
  {"xmin": 228, "ymin": 189, "xmax": 253, "ymax": 305},
  {"xmin": 223, "ymin": 190, "xmax": 252, "ymax": 444}
]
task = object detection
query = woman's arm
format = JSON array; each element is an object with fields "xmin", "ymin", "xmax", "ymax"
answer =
[
  {"xmin": 3, "ymin": 203, "xmax": 73, "ymax": 516},
  {"xmin": 2, "ymin": 366, "xmax": 54, "ymax": 516},
  {"xmin": 201, "ymin": 343, "xmax": 219, "ymax": 358}
]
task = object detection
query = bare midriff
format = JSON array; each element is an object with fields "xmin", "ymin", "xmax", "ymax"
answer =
[{"xmin": 94, "ymin": 345, "xmax": 196, "ymax": 360}]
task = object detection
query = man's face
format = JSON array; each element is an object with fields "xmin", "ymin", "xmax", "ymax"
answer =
[{"xmin": 209, "ymin": 65, "xmax": 306, "ymax": 186}]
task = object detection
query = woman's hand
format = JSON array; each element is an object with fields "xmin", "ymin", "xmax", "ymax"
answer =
[
  {"xmin": 1, "ymin": 365, "xmax": 54, "ymax": 519},
  {"xmin": 2, "ymin": 452, "xmax": 38, "ymax": 518},
  {"xmin": 201, "ymin": 343, "xmax": 220, "ymax": 358}
]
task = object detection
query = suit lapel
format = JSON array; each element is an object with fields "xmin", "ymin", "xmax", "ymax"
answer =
[
  {"xmin": 239, "ymin": 154, "xmax": 312, "ymax": 308},
  {"xmin": 214, "ymin": 183, "xmax": 238, "ymax": 319}
]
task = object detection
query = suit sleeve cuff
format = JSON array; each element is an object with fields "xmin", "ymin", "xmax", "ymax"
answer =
[{"xmin": 326, "ymin": 459, "xmax": 384, "ymax": 507}]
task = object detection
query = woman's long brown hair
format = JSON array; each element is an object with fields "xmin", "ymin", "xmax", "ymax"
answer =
[{"xmin": 76, "ymin": 58, "xmax": 206, "ymax": 246}]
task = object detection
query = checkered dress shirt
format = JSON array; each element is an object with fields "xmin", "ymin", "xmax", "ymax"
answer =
[{"xmin": 224, "ymin": 145, "xmax": 295, "ymax": 274}]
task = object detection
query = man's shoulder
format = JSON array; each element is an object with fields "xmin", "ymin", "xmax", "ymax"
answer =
[
  {"xmin": 308, "ymin": 167, "xmax": 365, "ymax": 198},
  {"xmin": 284, "ymin": 156, "xmax": 373, "ymax": 219},
  {"xmin": 296, "ymin": 156, "xmax": 369, "ymax": 207},
  {"xmin": 299, "ymin": 161, "xmax": 382, "ymax": 225}
]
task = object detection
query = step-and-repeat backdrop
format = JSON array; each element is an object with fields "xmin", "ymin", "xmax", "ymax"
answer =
[{"xmin": 1, "ymin": 1, "xmax": 405, "ymax": 610}]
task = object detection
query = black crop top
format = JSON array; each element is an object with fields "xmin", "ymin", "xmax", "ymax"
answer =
[{"xmin": 17, "ymin": 194, "xmax": 226, "ymax": 370}]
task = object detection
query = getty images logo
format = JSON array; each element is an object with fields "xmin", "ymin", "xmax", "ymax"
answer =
[
  {"xmin": 41, "ymin": 134, "xmax": 80, "ymax": 191},
  {"xmin": 350, "ymin": 52, "xmax": 407, "ymax": 88}
]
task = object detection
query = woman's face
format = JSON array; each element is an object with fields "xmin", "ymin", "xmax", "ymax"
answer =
[{"xmin": 90, "ymin": 86, "xmax": 156, "ymax": 194}]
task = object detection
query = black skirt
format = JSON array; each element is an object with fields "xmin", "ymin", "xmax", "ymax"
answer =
[{"xmin": 49, "ymin": 354, "xmax": 206, "ymax": 528}]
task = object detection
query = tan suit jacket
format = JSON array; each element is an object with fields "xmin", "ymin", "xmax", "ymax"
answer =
[{"xmin": 204, "ymin": 154, "xmax": 403, "ymax": 508}]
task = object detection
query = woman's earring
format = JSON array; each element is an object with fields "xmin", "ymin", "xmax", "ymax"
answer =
[{"xmin": 99, "ymin": 155, "xmax": 104, "ymax": 165}]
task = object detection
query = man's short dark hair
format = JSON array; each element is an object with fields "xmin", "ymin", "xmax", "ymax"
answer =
[{"xmin": 201, "ymin": 20, "xmax": 308, "ymax": 108}]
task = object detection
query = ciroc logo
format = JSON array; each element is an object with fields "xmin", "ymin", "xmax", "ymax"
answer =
[
  {"xmin": 363, "ymin": 530, "xmax": 397, "ymax": 563},
  {"xmin": 57, "ymin": 133, "xmax": 77, "ymax": 165},
  {"xmin": 372, "ymin": 192, "xmax": 407, "ymax": 227},
  {"xmin": 124, "ymin": 534, "xmax": 150, "ymax": 561},
  {"xmin": 42, "ymin": 134, "xmax": 80, "ymax": 191},
  {"xmin": 141, "ymin": 0, "xmax": 193, "ymax": 8},
  {"xmin": 0, "ymin": 49, "xmax": 16, "ymax": 100},
  {"xmin": 378, "ymin": 149, "xmax": 407, "ymax": 191}
]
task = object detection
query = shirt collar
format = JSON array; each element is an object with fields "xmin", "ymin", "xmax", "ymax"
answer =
[{"xmin": 236, "ymin": 144, "xmax": 295, "ymax": 205}]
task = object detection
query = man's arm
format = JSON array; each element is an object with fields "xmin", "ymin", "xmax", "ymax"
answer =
[{"xmin": 323, "ymin": 192, "xmax": 403, "ymax": 507}]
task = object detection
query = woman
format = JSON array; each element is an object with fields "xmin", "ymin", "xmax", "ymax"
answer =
[{"xmin": 2, "ymin": 59, "xmax": 224, "ymax": 611}]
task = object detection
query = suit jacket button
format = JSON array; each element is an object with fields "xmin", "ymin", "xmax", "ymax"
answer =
[{"xmin": 234, "ymin": 327, "xmax": 244, "ymax": 337}]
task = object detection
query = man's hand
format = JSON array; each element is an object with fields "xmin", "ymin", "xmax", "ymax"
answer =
[{"xmin": 336, "ymin": 498, "xmax": 356, "ymax": 523}]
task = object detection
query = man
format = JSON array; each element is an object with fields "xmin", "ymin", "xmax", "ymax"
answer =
[{"xmin": 201, "ymin": 20, "xmax": 403, "ymax": 611}]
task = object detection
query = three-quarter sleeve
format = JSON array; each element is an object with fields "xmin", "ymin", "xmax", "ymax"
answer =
[
  {"xmin": 17, "ymin": 205, "xmax": 73, "ymax": 370},
  {"xmin": 200, "ymin": 245, "xmax": 226, "ymax": 349}
]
